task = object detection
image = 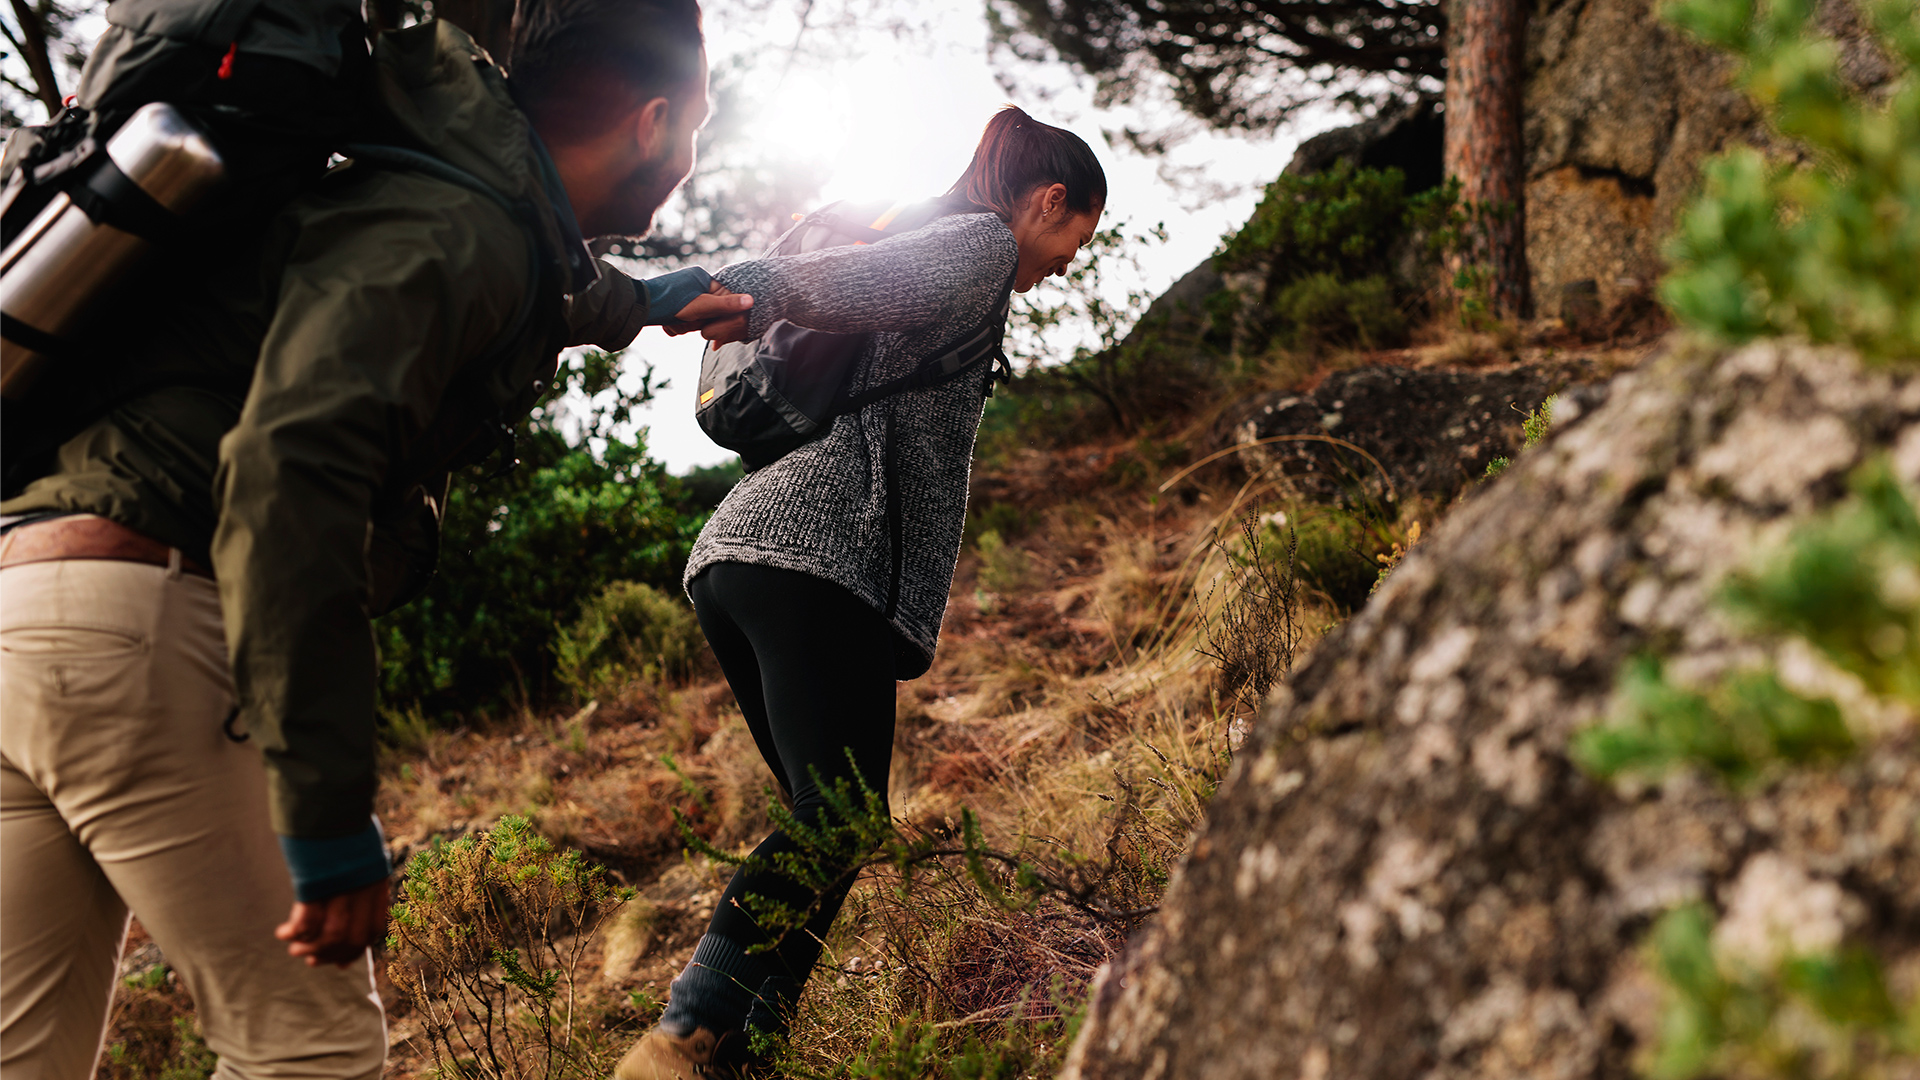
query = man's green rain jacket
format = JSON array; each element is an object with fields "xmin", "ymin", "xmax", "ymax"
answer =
[{"xmin": 1, "ymin": 19, "xmax": 661, "ymax": 886}]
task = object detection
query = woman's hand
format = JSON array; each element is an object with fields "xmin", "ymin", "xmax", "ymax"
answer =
[{"xmin": 664, "ymin": 281, "xmax": 753, "ymax": 338}]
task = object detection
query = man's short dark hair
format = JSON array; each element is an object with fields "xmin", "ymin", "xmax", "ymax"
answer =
[{"xmin": 508, "ymin": 0, "xmax": 705, "ymax": 146}]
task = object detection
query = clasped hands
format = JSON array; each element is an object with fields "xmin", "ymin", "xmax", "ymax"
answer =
[{"xmin": 661, "ymin": 280, "xmax": 754, "ymax": 345}]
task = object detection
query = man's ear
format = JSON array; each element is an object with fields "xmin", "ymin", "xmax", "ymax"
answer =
[{"xmin": 633, "ymin": 97, "xmax": 673, "ymax": 161}]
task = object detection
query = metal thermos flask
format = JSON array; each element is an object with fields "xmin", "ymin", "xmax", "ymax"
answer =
[{"xmin": 0, "ymin": 102, "xmax": 227, "ymax": 399}]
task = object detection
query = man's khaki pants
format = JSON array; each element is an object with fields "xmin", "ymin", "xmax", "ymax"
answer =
[{"xmin": 0, "ymin": 558, "xmax": 386, "ymax": 1078}]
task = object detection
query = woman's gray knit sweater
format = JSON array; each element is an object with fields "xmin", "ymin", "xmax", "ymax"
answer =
[{"xmin": 685, "ymin": 211, "xmax": 1018, "ymax": 678}]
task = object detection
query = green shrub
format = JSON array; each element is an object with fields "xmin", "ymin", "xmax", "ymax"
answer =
[
  {"xmin": 975, "ymin": 530, "xmax": 1033, "ymax": 597},
  {"xmin": 553, "ymin": 580, "xmax": 704, "ymax": 702},
  {"xmin": 1721, "ymin": 461, "xmax": 1920, "ymax": 705},
  {"xmin": 1661, "ymin": 0, "xmax": 1919, "ymax": 361},
  {"xmin": 374, "ymin": 349, "xmax": 698, "ymax": 717},
  {"xmin": 385, "ymin": 815, "xmax": 635, "ymax": 1079},
  {"xmin": 1639, "ymin": 904, "xmax": 1918, "ymax": 1080},
  {"xmin": 1572, "ymin": 658, "xmax": 1853, "ymax": 785},
  {"xmin": 676, "ymin": 458, "xmax": 745, "ymax": 513},
  {"xmin": 1214, "ymin": 162, "xmax": 1457, "ymax": 354},
  {"xmin": 964, "ymin": 502, "xmax": 1034, "ymax": 546},
  {"xmin": 1272, "ymin": 272, "xmax": 1408, "ymax": 350},
  {"xmin": 1292, "ymin": 507, "xmax": 1388, "ymax": 612},
  {"xmin": 1218, "ymin": 162, "xmax": 1457, "ymax": 284},
  {"xmin": 1575, "ymin": 461, "xmax": 1920, "ymax": 784}
]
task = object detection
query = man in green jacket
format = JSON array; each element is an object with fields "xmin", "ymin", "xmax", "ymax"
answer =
[{"xmin": 0, "ymin": 0, "xmax": 738, "ymax": 1073}]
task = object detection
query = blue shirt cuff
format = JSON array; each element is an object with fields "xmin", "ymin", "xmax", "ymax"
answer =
[
  {"xmin": 639, "ymin": 266, "xmax": 714, "ymax": 325},
  {"xmin": 279, "ymin": 818, "xmax": 391, "ymax": 903}
]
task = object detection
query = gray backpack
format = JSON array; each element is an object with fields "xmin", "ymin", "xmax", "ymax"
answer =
[{"xmin": 694, "ymin": 199, "xmax": 1013, "ymax": 471}]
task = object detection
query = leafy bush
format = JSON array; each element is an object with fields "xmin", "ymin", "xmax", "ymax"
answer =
[
  {"xmin": 1271, "ymin": 272, "xmax": 1408, "ymax": 350},
  {"xmin": 1639, "ymin": 904, "xmax": 1919, "ymax": 1080},
  {"xmin": 1218, "ymin": 162, "xmax": 1457, "ymax": 284},
  {"xmin": 675, "ymin": 458, "xmax": 745, "ymax": 513},
  {"xmin": 385, "ymin": 815, "xmax": 635, "ymax": 1078},
  {"xmin": 1661, "ymin": 0, "xmax": 1919, "ymax": 362},
  {"xmin": 553, "ymin": 580, "xmax": 704, "ymax": 703},
  {"xmin": 375, "ymin": 349, "xmax": 698, "ymax": 717},
  {"xmin": 1215, "ymin": 163, "xmax": 1459, "ymax": 353}
]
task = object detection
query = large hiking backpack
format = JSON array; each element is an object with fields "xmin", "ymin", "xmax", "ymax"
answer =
[
  {"xmin": 695, "ymin": 199, "xmax": 1014, "ymax": 471},
  {"xmin": 0, "ymin": 1, "xmax": 562, "ymax": 493},
  {"xmin": 0, "ymin": 0, "xmax": 369, "ymax": 404}
]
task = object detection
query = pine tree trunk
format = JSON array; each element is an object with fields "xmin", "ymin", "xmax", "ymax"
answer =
[
  {"xmin": 9, "ymin": 0, "xmax": 63, "ymax": 115},
  {"xmin": 1443, "ymin": 0, "xmax": 1531, "ymax": 319}
]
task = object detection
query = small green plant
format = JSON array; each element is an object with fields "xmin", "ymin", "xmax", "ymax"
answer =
[
  {"xmin": 552, "ymin": 580, "xmax": 703, "ymax": 703},
  {"xmin": 1292, "ymin": 506, "xmax": 1390, "ymax": 611},
  {"xmin": 1660, "ymin": 0, "xmax": 1919, "ymax": 362},
  {"xmin": 1483, "ymin": 397, "xmax": 1556, "ymax": 479},
  {"xmin": 1721, "ymin": 461, "xmax": 1920, "ymax": 706},
  {"xmin": 1572, "ymin": 657, "xmax": 1853, "ymax": 784},
  {"xmin": 1640, "ymin": 904, "xmax": 1920, "ymax": 1079},
  {"xmin": 816, "ymin": 1008, "xmax": 1082, "ymax": 1080},
  {"xmin": 155, "ymin": 1018, "xmax": 218, "ymax": 1080},
  {"xmin": 975, "ymin": 530, "xmax": 1033, "ymax": 603},
  {"xmin": 385, "ymin": 815, "xmax": 635, "ymax": 1079}
]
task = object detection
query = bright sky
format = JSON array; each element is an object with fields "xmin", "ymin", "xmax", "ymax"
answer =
[{"xmin": 609, "ymin": 0, "xmax": 1341, "ymax": 472}]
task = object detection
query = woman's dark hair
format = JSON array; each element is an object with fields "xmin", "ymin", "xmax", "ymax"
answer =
[
  {"xmin": 508, "ymin": 0, "xmax": 705, "ymax": 146},
  {"xmin": 942, "ymin": 106, "xmax": 1107, "ymax": 221}
]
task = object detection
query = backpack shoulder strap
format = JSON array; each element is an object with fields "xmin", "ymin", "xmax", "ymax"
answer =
[{"xmin": 836, "ymin": 267, "xmax": 1016, "ymax": 415}]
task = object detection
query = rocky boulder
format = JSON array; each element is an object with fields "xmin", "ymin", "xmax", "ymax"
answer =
[
  {"xmin": 1523, "ymin": 0, "xmax": 1897, "ymax": 321},
  {"xmin": 1063, "ymin": 338, "xmax": 1920, "ymax": 1079},
  {"xmin": 1216, "ymin": 363, "xmax": 1584, "ymax": 505}
]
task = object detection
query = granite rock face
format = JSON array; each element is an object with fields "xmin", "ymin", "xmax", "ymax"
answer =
[
  {"xmin": 1063, "ymin": 339, "xmax": 1920, "ymax": 1080},
  {"xmin": 1522, "ymin": 0, "xmax": 1897, "ymax": 320},
  {"xmin": 1523, "ymin": 0, "xmax": 1758, "ymax": 316}
]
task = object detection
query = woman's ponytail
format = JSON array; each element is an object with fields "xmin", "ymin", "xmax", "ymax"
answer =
[{"xmin": 942, "ymin": 106, "xmax": 1107, "ymax": 220}]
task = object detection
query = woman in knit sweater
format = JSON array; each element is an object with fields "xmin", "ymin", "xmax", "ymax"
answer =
[{"xmin": 618, "ymin": 106, "xmax": 1106, "ymax": 1080}]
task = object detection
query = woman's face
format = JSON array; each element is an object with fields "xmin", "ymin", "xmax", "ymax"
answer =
[{"xmin": 1009, "ymin": 183, "xmax": 1103, "ymax": 292}]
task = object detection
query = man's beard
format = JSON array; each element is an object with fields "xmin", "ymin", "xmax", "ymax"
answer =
[{"xmin": 602, "ymin": 155, "xmax": 683, "ymax": 241}]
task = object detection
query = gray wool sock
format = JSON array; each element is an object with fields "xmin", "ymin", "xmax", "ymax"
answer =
[{"xmin": 660, "ymin": 933, "xmax": 766, "ymax": 1035}]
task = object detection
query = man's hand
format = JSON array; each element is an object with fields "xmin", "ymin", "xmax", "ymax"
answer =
[
  {"xmin": 275, "ymin": 876, "xmax": 391, "ymax": 967},
  {"xmin": 663, "ymin": 282, "xmax": 752, "ymax": 339}
]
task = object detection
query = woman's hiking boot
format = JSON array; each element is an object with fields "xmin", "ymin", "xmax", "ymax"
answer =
[{"xmin": 613, "ymin": 1025, "xmax": 752, "ymax": 1080}]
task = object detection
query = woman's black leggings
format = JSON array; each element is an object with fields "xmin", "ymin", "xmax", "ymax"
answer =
[{"xmin": 687, "ymin": 561, "xmax": 898, "ymax": 987}]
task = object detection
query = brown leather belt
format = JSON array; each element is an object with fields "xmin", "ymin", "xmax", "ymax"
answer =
[{"xmin": 0, "ymin": 516, "xmax": 214, "ymax": 578}]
